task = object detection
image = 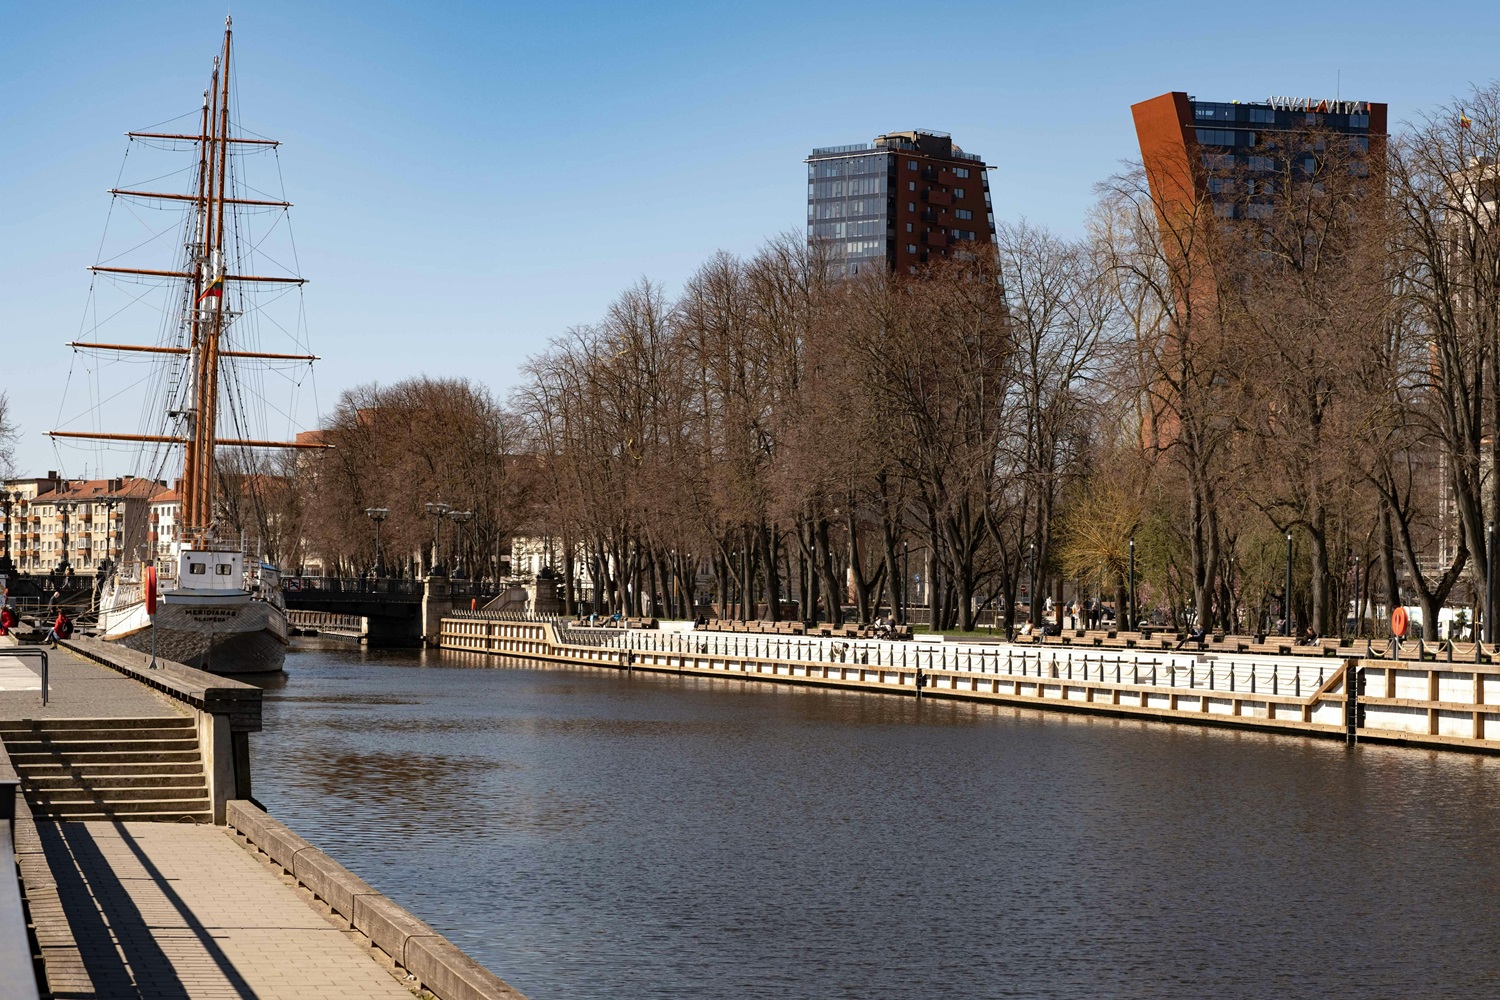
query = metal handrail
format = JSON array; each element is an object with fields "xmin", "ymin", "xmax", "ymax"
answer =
[{"xmin": 1, "ymin": 648, "xmax": 48, "ymax": 706}]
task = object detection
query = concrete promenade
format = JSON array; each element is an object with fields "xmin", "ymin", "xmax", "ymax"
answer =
[
  {"xmin": 0, "ymin": 640, "xmax": 184, "ymax": 720},
  {"xmin": 0, "ymin": 642, "xmax": 424, "ymax": 998},
  {"xmin": 19, "ymin": 820, "xmax": 413, "ymax": 999}
]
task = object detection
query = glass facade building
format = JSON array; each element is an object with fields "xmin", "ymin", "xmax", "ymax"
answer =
[
  {"xmin": 1132, "ymin": 93, "xmax": 1387, "ymax": 223},
  {"xmin": 806, "ymin": 130, "xmax": 995, "ymax": 277}
]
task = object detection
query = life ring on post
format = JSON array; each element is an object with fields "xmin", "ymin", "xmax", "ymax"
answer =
[
  {"xmin": 145, "ymin": 565, "xmax": 158, "ymax": 616},
  {"xmin": 1391, "ymin": 606, "xmax": 1409, "ymax": 639}
]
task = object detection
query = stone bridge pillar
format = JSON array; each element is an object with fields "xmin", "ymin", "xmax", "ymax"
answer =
[{"xmin": 421, "ymin": 574, "xmax": 452, "ymax": 647}]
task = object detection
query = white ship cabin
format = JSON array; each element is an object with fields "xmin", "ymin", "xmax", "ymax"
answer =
[{"xmin": 176, "ymin": 548, "xmax": 245, "ymax": 593}]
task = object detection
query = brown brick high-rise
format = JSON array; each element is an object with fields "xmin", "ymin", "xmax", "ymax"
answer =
[{"xmin": 806, "ymin": 130, "xmax": 996, "ymax": 276}]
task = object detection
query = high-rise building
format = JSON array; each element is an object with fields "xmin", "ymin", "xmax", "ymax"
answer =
[
  {"xmin": 1132, "ymin": 92, "xmax": 1387, "ymax": 223},
  {"xmin": 806, "ymin": 129, "xmax": 996, "ymax": 276}
]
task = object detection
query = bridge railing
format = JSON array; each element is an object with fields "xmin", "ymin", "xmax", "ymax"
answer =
[
  {"xmin": 284, "ymin": 577, "xmax": 423, "ymax": 597},
  {"xmin": 448, "ymin": 610, "xmax": 564, "ymax": 622},
  {"xmin": 283, "ymin": 577, "xmax": 498, "ymax": 602}
]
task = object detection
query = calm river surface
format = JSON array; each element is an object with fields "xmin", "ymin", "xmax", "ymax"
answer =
[{"xmin": 251, "ymin": 642, "xmax": 1500, "ymax": 999}]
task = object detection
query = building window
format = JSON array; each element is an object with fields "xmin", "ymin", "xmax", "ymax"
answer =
[
  {"xmin": 1213, "ymin": 203, "xmax": 1235, "ymax": 218},
  {"xmin": 907, "ymin": 244, "xmax": 917, "ymax": 253},
  {"xmin": 1350, "ymin": 113, "xmax": 1369, "ymax": 128},
  {"xmin": 908, "ymin": 159, "xmax": 918, "ymax": 170},
  {"xmin": 1196, "ymin": 128, "xmax": 1237, "ymax": 146},
  {"xmin": 1207, "ymin": 177, "xmax": 1233, "ymax": 194},
  {"xmin": 1249, "ymin": 108, "xmax": 1275, "ymax": 124},
  {"xmin": 1350, "ymin": 136, "xmax": 1369, "ymax": 153},
  {"xmin": 955, "ymin": 208, "xmax": 973, "ymax": 220},
  {"xmin": 908, "ymin": 201, "xmax": 915, "ymax": 212},
  {"xmin": 1248, "ymin": 155, "xmax": 1273, "ymax": 171},
  {"xmin": 954, "ymin": 187, "xmax": 966, "ymax": 199},
  {"xmin": 1246, "ymin": 203, "xmax": 1273, "ymax": 219},
  {"xmin": 954, "ymin": 167, "xmax": 970, "ymax": 179},
  {"xmin": 908, "ymin": 181, "xmax": 916, "ymax": 191}
]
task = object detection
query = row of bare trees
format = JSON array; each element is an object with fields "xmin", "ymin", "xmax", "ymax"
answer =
[
  {"xmin": 513, "ymin": 229, "xmax": 1110, "ymax": 629},
  {"xmin": 255, "ymin": 86, "xmax": 1500, "ymax": 637}
]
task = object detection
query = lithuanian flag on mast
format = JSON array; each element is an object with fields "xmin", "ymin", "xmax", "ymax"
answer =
[{"xmin": 196, "ymin": 272, "xmax": 224, "ymax": 304}]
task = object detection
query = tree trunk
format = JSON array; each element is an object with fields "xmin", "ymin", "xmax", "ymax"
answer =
[
  {"xmin": 759, "ymin": 523, "xmax": 781, "ymax": 621},
  {"xmin": 815, "ymin": 517, "xmax": 842, "ymax": 625}
]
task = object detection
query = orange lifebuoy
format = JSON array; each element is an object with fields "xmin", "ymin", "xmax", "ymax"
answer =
[{"xmin": 1391, "ymin": 606, "xmax": 1409, "ymax": 638}]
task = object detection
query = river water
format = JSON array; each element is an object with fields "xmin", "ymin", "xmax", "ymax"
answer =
[{"xmin": 251, "ymin": 642, "xmax": 1500, "ymax": 999}]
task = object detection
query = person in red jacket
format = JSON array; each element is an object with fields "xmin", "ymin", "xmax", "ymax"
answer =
[
  {"xmin": 0, "ymin": 606, "xmax": 15, "ymax": 637},
  {"xmin": 47, "ymin": 611, "xmax": 70, "ymax": 648}
]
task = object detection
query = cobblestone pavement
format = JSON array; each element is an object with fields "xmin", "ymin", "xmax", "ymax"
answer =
[{"xmin": 25, "ymin": 820, "xmax": 413, "ymax": 999}]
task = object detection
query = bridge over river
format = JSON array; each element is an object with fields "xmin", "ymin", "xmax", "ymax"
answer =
[{"xmin": 283, "ymin": 575, "xmax": 496, "ymax": 646}]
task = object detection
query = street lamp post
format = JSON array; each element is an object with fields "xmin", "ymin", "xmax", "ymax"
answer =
[
  {"xmin": 901, "ymin": 540, "xmax": 909, "ymax": 626},
  {"xmin": 1128, "ymin": 536, "xmax": 1136, "ymax": 632},
  {"xmin": 1352, "ymin": 555, "xmax": 1362, "ymax": 638},
  {"xmin": 447, "ymin": 510, "xmax": 474, "ymax": 579},
  {"xmin": 423, "ymin": 502, "xmax": 451, "ymax": 575},
  {"xmin": 1488, "ymin": 522, "xmax": 1496, "ymax": 645},
  {"xmin": 1028, "ymin": 541, "xmax": 1036, "ymax": 625},
  {"xmin": 1283, "ymin": 529, "xmax": 1294, "ymax": 637},
  {"xmin": 0, "ymin": 491, "xmax": 16, "ymax": 576},
  {"xmin": 364, "ymin": 508, "xmax": 389, "ymax": 577},
  {"xmin": 57, "ymin": 498, "xmax": 76, "ymax": 580}
]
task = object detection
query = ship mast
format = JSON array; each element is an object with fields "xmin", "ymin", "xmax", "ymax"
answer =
[
  {"xmin": 185, "ymin": 18, "xmax": 234, "ymax": 538},
  {"xmin": 49, "ymin": 16, "xmax": 327, "ymax": 556}
]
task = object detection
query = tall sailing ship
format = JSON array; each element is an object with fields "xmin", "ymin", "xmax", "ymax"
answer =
[{"xmin": 49, "ymin": 19, "xmax": 324, "ymax": 674}]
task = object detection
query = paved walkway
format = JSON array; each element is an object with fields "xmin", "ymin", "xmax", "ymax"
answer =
[
  {"xmin": 21, "ymin": 820, "xmax": 413, "ymax": 999},
  {"xmin": 0, "ymin": 640, "xmax": 184, "ymax": 721}
]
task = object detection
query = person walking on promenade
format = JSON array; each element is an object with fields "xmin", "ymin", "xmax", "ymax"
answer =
[{"xmin": 0, "ymin": 605, "xmax": 14, "ymax": 637}]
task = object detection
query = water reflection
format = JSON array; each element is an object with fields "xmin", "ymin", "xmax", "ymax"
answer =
[{"xmin": 253, "ymin": 643, "xmax": 1500, "ymax": 1000}]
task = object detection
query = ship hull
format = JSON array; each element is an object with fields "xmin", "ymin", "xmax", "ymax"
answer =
[{"xmin": 101, "ymin": 593, "xmax": 288, "ymax": 674}]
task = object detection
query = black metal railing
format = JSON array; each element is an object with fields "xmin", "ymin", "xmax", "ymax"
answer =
[{"xmin": 284, "ymin": 577, "xmax": 423, "ymax": 597}]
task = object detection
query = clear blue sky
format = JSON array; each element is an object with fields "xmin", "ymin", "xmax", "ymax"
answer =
[{"xmin": 3, "ymin": 0, "xmax": 1497, "ymax": 476}]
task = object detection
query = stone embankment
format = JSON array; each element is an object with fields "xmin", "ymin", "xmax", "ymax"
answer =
[
  {"xmin": 227, "ymin": 800, "xmax": 530, "ymax": 1000},
  {"xmin": 441, "ymin": 618, "xmax": 1500, "ymax": 753},
  {"xmin": 0, "ymin": 638, "xmax": 532, "ymax": 1000}
]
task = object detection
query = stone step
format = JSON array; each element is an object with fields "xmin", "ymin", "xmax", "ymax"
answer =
[
  {"xmin": 0, "ymin": 716, "xmax": 192, "ymax": 732},
  {"xmin": 30, "ymin": 809, "xmax": 212, "ymax": 824},
  {"xmin": 14, "ymin": 760, "xmax": 204, "ymax": 777},
  {"xmin": 24, "ymin": 772, "xmax": 207, "ymax": 790},
  {"xmin": 29, "ymin": 783, "xmax": 208, "ymax": 804},
  {"xmin": 29, "ymin": 796, "xmax": 211, "ymax": 817},
  {"xmin": 6, "ymin": 749, "xmax": 202, "ymax": 766},
  {"xmin": 0, "ymin": 727, "xmax": 197, "ymax": 744},
  {"xmin": 3, "ymin": 737, "xmax": 201, "ymax": 754}
]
